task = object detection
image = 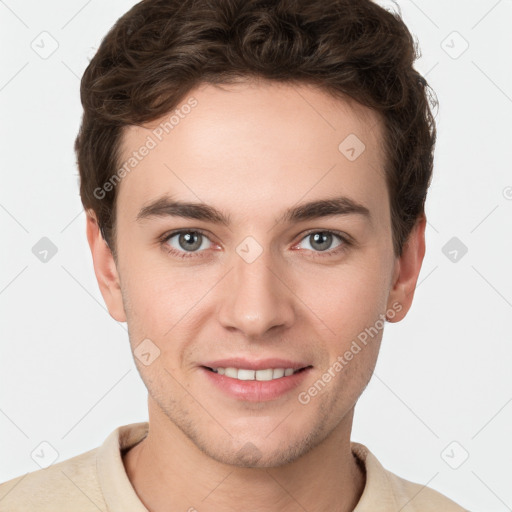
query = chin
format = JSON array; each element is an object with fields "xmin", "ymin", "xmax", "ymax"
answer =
[{"xmin": 196, "ymin": 426, "xmax": 323, "ymax": 469}]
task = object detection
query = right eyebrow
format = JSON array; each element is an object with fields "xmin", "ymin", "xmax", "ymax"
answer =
[{"xmin": 136, "ymin": 196, "xmax": 231, "ymax": 226}]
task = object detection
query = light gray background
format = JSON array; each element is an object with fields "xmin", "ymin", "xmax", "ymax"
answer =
[{"xmin": 1, "ymin": 1, "xmax": 511, "ymax": 510}]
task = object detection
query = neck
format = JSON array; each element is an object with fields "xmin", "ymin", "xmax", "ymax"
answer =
[{"xmin": 123, "ymin": 403, "xmax": 366, "ymax": 512}]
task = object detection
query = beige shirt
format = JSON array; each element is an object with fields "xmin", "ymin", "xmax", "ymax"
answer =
[{"xmin": 0, "ymin": 422, "xmax": 467, "ymax": 511}]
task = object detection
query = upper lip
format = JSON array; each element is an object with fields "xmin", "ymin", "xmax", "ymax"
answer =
[{"xmin": 201, "ymin": 358, "xmax": 311, "ymax": 371}]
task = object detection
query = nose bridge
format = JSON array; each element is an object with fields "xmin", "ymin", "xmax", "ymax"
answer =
[{"xmin": 218, "ymin": 243, "xmax": 294, "ymax": 337}]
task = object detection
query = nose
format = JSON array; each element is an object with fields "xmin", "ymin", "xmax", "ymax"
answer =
[{"xmin": 217, "ymin": 248, "xmax": 295, "ymax": 339}]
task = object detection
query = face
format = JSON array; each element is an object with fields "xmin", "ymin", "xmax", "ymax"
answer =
[{"xmin": 89, "ymin": 79, "xmax": 421, "ymax": 468}]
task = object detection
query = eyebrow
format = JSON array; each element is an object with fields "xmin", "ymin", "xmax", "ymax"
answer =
[{"xmin": 136, "ymin": 195, "xmax": 371, "ymax": 226}]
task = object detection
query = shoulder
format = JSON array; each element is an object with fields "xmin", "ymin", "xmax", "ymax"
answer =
[
  {"xmin": 0, "ymin": 446, "xmax": 105, "ymax": 512},
  {"xmin": 385, "ymin": 470, "xmax": 468, "ymax": 511},
  {"xmin": 351, "ymin": 441, "xmax": 469, "ymax": 512}
]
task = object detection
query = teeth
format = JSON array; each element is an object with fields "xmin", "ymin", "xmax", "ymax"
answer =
[
  {"xmin": 224, "ymin": 367, "xmax": 238, "ymax": 378},
  {"xmin": 211, "ymin": 367, "xmax": 301, "ymax": 381},
  {"xmin": 273, "ymin": 368, "xmax": 285, "ymax": 378},
  {"xmin": 237, "ymin": 369, "xmax": 255, "ymax": 380}
]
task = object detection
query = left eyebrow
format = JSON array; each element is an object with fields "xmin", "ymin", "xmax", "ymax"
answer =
[
  {"xmin": 136, "ymin": 194, "xmax": 372, "ymax": 226},
  {"xmin": 278, "ymin": 196, "xmax": 371, "ymax": 224}
]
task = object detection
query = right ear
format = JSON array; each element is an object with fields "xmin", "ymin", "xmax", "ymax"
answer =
[{"xmin": 85, "ymin": 210, "xmax": 127, "ymax": 323}]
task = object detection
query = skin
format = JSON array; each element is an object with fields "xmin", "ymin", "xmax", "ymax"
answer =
[{"xmin": 86, "ymin": 79, "xmax": 426, "ymax": 512}]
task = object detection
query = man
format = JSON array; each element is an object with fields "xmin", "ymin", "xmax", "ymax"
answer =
[{"xmin": 0, "ymin": 0, "xmax": 468, "ymax": 510}]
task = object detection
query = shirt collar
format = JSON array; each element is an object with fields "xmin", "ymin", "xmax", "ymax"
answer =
[
  {"xmin": 97, "ymin": 422, "xmax": 150, "ymax": 512},
  {"xmin": 351, "ymin": 441, "xmax": 400, "ymax": 511},
  {"xmin": 97, "ymin": 422, "xmax": 400, "ymax": 512}
]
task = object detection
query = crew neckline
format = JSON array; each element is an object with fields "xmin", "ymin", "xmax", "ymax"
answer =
[{"xmin": 96, "ymin": 422, "xmax": 397, "ymax": 512}]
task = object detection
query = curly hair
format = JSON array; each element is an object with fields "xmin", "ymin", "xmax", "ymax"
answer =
[{"xmin": 75, "ymin": 0, "xmax": 437, "ymax": 260}]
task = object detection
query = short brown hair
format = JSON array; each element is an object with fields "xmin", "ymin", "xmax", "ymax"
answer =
[{"xmin": 75, "ymin": 0, "xmax": 437, "ymax": 260}]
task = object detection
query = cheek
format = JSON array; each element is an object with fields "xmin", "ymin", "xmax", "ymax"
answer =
[
  {"xmin": 302, "ymin": 259, "xmax": 390, "ymax": 326},
  {"xmin": 119, "ymin": 265, "xmax": 172, "ymax": 340},
  {"xmin": 119, "ymin": 245, "xmax": 175, "ymax": 308},
  {"xmin": 119, "ymin": 261, "xmax": 210, "ymax": 363}
]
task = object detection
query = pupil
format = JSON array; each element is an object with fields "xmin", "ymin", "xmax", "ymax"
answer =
[{"xmin": 179, "ymin": 232, "xmax": 201, "ymax": 251}]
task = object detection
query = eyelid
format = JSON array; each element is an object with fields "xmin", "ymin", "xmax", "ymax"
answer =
[
  {"xmin": 295, "ymin": 228, "xmax": 353, "ymax": 245},
  {"xmin": 291, "ymin": 229, "xmax": 352, "ymax": 255},
  {"xmin": 159, "ymin": 228, "xmax": 213, "ymax": 245},
  {"xmin": 159, "ymin": 228, "xmax": 216, "ymax": 256},
  {"xmin": 159, "ymin": 228, "xmax": 353, "ymax": 258}
]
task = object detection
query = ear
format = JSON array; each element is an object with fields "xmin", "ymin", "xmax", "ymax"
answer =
[
  {"xmin": 386, "ymin": 214, "xmax": 426, "ymax": 322},
  {"xmin": 85, "ymin": 210, "xmax": 127, "ymax": 322}
]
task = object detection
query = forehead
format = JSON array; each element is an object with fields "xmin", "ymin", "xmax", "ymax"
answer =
[{"xmin": 116, "ymin": 80, "xmax": 387, "ymax": 223}]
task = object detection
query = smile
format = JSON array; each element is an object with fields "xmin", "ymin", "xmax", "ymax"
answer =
[{"xmin": 205, "ymin": 366, "xmax": 309, "ymax": 381}]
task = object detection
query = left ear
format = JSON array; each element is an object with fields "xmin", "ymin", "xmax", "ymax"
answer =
[{"xmin": 386, "ymin": 214, "xmax": 426, "ymax": 322}]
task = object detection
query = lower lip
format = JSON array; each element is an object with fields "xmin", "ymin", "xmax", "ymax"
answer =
[{"xmin": 201, "ymin": 367, "xmax": 312, "ymax": 402}]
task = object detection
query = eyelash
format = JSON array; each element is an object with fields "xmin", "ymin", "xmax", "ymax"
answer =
[{"xmin": 159, "ymin": 229, "xmax": 352, "ymax": 260}]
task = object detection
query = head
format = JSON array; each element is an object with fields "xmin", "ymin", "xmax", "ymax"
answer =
[{"xmin": 77, "ymin": 0, "xmax": 436, "ymax": 467}]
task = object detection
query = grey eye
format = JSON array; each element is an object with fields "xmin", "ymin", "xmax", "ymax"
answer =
[
  {"xmin": 167, "ymin": 231, "xmax": 211, "ymax": 252},
  {"xmin": 298, "ymin": 232, "xmax": 343, "ymax": 252}
]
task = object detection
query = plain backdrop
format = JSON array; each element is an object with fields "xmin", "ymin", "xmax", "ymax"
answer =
[{"xmin": 1, "ymin": 1, "xmax": 511, "ymax": 510}]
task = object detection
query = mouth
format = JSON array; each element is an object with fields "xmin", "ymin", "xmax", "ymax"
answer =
[
  {"xmin": 199, "ymin": 358, "xmax": 313, "ymax": 401},
  {"xmin": 202, "ymin": 365, "xmax": 312, "ymax": 382},
  {"xmin": 201, "ymin": 364, "xmax": 313, "ymax": 401}
]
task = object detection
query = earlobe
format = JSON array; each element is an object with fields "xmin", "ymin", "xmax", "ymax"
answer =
[
  {"xmin": 386, "ymin": 214, "xmax": 427, "ymax": 323},
  {"xmin": 85, "ymin": 210, "xmax": 127, "ymax": 323}
]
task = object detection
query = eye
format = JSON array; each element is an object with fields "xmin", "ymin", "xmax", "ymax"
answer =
[
  {"xmin": 159, "ymin": 229, "xmax": 351, "ymax": 260},
  {"xmin": 294, "ymin": 230, "xmax": 350, "ymax": 256},
  {"xmin": 162, "ymin": 230, "xmax": 212, "ymax": 258}
]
